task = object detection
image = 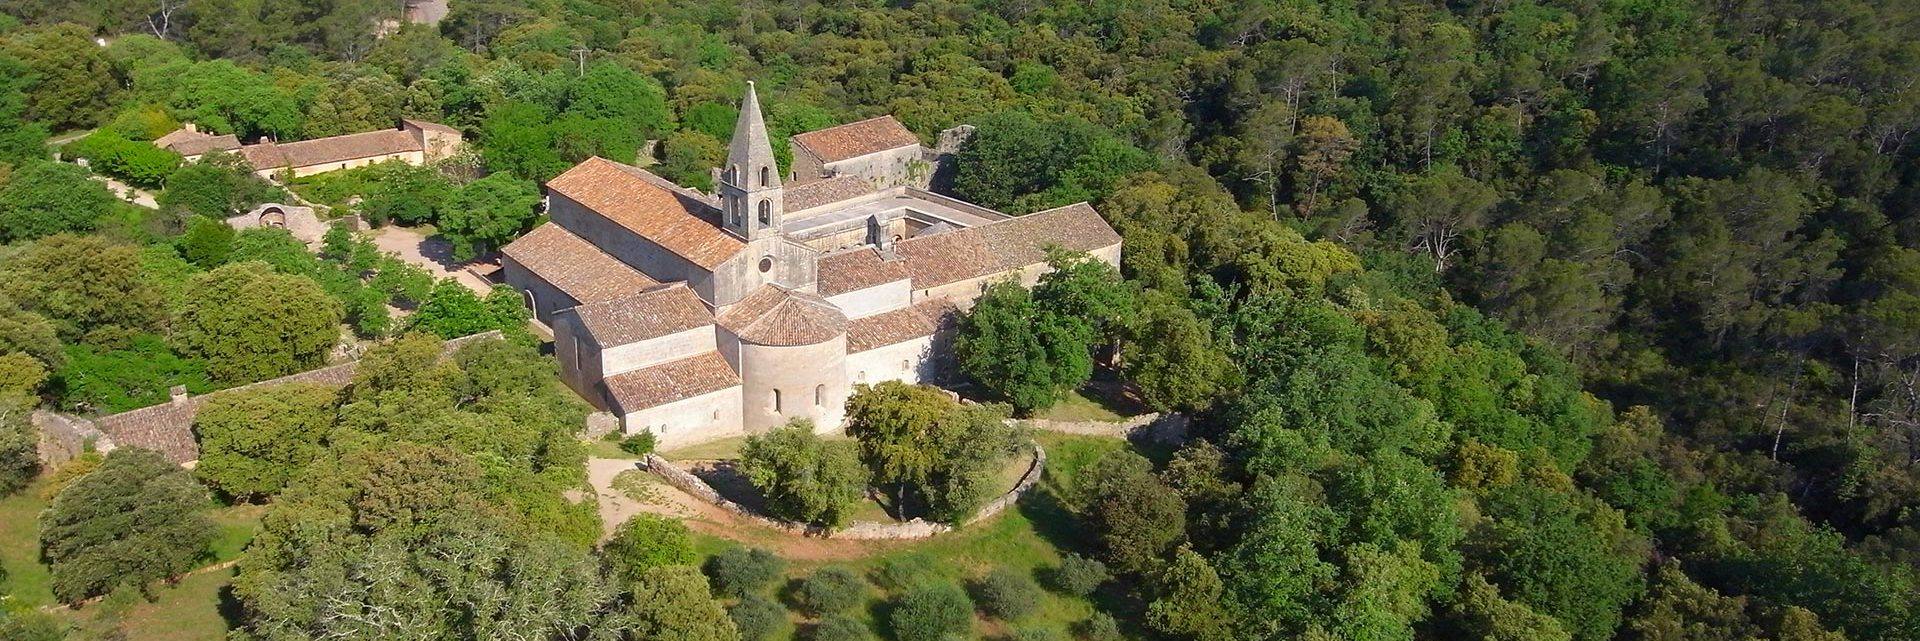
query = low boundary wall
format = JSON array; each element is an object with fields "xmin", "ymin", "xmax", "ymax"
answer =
[
  {"xmin": 1021, "ymin": 412, "xmax": 1188, "ymax": 444},
  {"xmin": 642, "ymin": 445, "xmax": 1047, "ymax": 540}
]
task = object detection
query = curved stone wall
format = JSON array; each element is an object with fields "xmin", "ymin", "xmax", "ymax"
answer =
[{"xmin": 642, "ymin": 444, "xmax": 1047, "ymax": 540}]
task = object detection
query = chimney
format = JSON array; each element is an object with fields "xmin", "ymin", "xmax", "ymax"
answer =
[
  {"xmin": 169, "ymin": 385, "xmax": 189, "ymax": 405},
  {"xmin": 868, "ymin": 215, "xmax": 891, "ymax": 250},
  {"xmin": 183, "ymin": 122, "xmax": 198, "ymax": 134}
]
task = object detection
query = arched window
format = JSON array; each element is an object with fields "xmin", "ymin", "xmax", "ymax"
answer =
[
  {"xmin": 758, "ymin": 199, "xmax": 771, "ymax": 225},
  {"xmin": 771, "ymin": 389, "xmax": 782, "ymax": 413},
  {"xmin": 815, "ymin": 384, "xmax": 825, "ymax": 406},
  {"xmin": 731, "ymin": 165, "xmax": 741, "ymax": 185},
  {"xmin": 729, "ymin": 200, "xmax": 741, "ymax": 226},
  {"xmin": 760, "ymin": 166, "xmax": 770, "ymax": 187}
]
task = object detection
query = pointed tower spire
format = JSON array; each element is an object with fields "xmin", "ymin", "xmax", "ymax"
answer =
[{"xmin": 720, "ymin": 81, "xmax": 784, "ymax": 240}]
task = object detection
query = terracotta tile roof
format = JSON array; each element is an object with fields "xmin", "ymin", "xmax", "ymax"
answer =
[
  {"xmin": 402, "ymin": 119, "xmax": 461, "ymax": 135},
  {"xmin": 792, "ymin": 116, "xmax": 922, "ymax": 163},
  {"xmin": 89, "ymin": 332, "xmax": 502, "ymax": 464},
  {"xmin": 786, "ymin": 175, "xmax": 875, "ymax": 212},
  {"xmin": 546, "ymin": 157, "xmax": 743, "ymax": 269},
  {"xmin": 244, "ymin": 129, "xmax": 423, "ymax": 171},
  {"xmin": 563, "ymin": 283, "xmax": 713, "ymax": 346},
  {"xmin": 846, "ymin": 300, "xmax": 953, "ymax": 352},
  {"xmin": 238, "ymin": 142, "xmax": 285, "ymax": 169},
  {"xmin": 715, "ymin": 285, "xmax": 847, "ymax": 346},
  {"xmin": 501, "ymin": 223, "xmax": 657, "ymax": 304},
  {"xmin": 154, "ymin": 129, "xmax": 241, "ymax": 156},
  {"xmin": 893, "ymin": 202, "xmax": 1120, "ymax": 289},
  {"xmin": 602, "ymin": 351, "xmax": 740, "ymax": 413},
  {"xmin": 817, "ymin": 246, "xmax": 911, "ymax": 296}
]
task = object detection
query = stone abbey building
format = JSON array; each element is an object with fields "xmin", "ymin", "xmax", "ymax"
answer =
[{"xmin": 501, "ymin": 83, "xmax": 1121, "ymax": 448}]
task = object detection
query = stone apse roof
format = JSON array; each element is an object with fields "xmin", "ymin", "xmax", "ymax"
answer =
[
  {"xmin": 716, "ymin": 285, "xmax": 849, "ymax": 346},
  {"xmin": 792, "ymin": 115, "xmax": 922, "ymax": 163}
]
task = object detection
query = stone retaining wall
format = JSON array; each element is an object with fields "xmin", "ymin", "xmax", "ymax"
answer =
[
  {"xmin": 33, "ymin": 410, "xmax": 109, "ymax": 466},
  {"xmin": 1022, "ymin": 412, "xmax": 1188, "ymax": 444},
  {"xmin": 642, "ymin": 445, "xmax": 1047, "ymax": 540}
]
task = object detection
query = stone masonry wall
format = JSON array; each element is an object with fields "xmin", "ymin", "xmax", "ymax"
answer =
[
  {"xmin": 643, "ymin": 444, "xmax": 1047, "ymax": 540},
  {"xmin": 1022, "ymin": 412, "xmax": 1189, "ymax": 445}
]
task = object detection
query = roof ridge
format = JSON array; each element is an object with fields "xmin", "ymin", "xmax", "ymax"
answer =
[{"xmin": 796, "ymin": 114, "xmax": 899, "ymax": 135}]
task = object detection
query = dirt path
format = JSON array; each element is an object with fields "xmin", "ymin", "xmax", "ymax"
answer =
[
  {"xmin": 89, "ymin": 175, "xmax": 159, "ymax": 209},
  {"xmin": 585, "ymin": 457, "xmax": 903, "ymax": 561}
]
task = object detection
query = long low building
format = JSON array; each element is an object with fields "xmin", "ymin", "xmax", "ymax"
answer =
[
  {"xmin": 156, "ymin": 119, "xmax": 464, "ymax": 178},
  {"xmin": 501, "ymin": 83, "xmax": 1121, "ymax": 448}
]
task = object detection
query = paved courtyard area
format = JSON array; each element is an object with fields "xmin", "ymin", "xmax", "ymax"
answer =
[{"xmin": 371, "ymin": 225, "xmax": 493, "ymax": 294}]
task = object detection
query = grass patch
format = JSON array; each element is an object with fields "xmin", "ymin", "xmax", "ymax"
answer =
[
  {"xmin": 754, "ymin": 434, "xmax": 1132, "ymax": 641},
  {"xmin": 91, "ymin": 566, "xmax": 237, "ymax": 641},
  {"xmin": 207, "ymin": 504, "xmax": 266, "ymax": 564},
  {"xmin": 1034, "ymin": 388, "xmax": 1131, "ymax": 423},
  {"xmin": 584, "ymin": 438, "xmax": 646, "ymax": 460},
  {"xmin": 611, "ymin": 469, "xmax": 665, "ymax": 503},
  {"xmin": 5, "ymin": 476, "xmax": 262, "ymax": 636},
  {"xmin": 0, "ymin": 478, "xmax": 54, "ymax": 607},
  {"xmin": 662, "ymin": 435, "xmax": 750, "ymax": 461}
]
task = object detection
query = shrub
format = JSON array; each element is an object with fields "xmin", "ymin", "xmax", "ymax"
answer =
[
  {"xmin": 889, "ymin": 583, "xmax": 974, "ymax": 641},
  {"xmin": 972, "ymin": 567, "xmax": 1042, "ymax": 620},
  {"xmin": 1076, "ymin": 612, "xmax": 1122, "ymax": 641},
  {"xmin": 67, "ymin": 132, "xmax": 181, "ymax": 189},
  {"xmin": 873, "ymin": 552, "xmax": 942, "ymax": 591},
  {"xmin": 729, "ymin": 593, "xmax": 786, "ymax": 641},
  {"xmin": 704, "ymin": 546, "xmax": 786, "ymax": 598},
  {"xmin": 811, "ymin": 616, "xmax": 873, "ymax": 641},
  {"xmin": 604, "ymin": 514, "xmax": 696, "ymax": 583},
  {"xmin": 0, "ymin": 401, "xmax": 36, "ymax": 496},
  {"xmin": 1011, "ymin": 625, "xmax": 1067, "ymax": 641},
  {"xmin": 798, "ymin": 566, "xmax": 868, "ymax": 616},
  {"xmin": 1045, "ymin": 554, "xmax": 1109, "ymax": 596},
  {"xmin": 620, "ymin": 431, "xmax": 656, "ymax": 456}
]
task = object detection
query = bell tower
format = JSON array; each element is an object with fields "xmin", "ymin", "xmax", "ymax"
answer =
[{"xmin": 719, "ymin": 81, "xmax": 783, "ymax": 241}]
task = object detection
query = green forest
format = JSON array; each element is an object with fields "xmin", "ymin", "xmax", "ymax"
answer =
[{"xmin": 1, "ymin": 0, "xmax": 1918, "ymax": 639}]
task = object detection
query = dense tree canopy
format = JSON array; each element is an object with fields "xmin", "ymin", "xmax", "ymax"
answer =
[
  {"xmin": 0, "ymin": 162, "xmax": 115, "ymax": 242},
  {"xmin": 844, "ymin": 381, "xmax": 1024, "ymax": 523},
  {"xmin": 7, "ymin": 0, "xmax": 1920, "ymax": 638},
  {"xmin": 740, "ymin": 419, "xmax": 867, "ymax": 528},
  {"xmin": 172, "ymin": 261, "xmax": 343, "ymax": 383},
  {"xmin": 39, "ymin": 447, "xmax": 214, "ymax": 603}
]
